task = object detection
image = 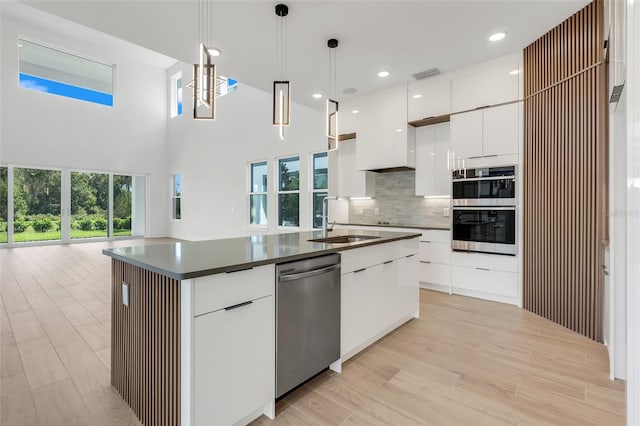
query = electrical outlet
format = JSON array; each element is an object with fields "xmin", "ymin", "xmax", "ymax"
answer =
[
  {"xmin": 443, "ymin": 207, "xmax": 450, "ymax": 217},
  {"xmin": 374, "ymin": 208, "xmax": 379, "ymax": 216},
  {"xmin": 122, "ymin": 281, "xmax": 129, "ymax": 306}
]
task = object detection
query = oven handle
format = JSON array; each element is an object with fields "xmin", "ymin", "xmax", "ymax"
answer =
[
  {"xmin": 452, "ymin": 207, "xmax": 516, "ymax": 211},
  {"xmin": 452, "ymin": 176, "xmax": 515, "ymax": 182}
]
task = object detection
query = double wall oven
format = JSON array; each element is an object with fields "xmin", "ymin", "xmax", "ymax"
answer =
[{"xmin": 451, "ymin": 166, "xmax": 517, "ymax": 255}]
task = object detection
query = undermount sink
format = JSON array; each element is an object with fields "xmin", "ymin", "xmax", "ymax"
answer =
[{"xmin": 308, "ymin": 235, "xmax": 381, "ymax": 244}]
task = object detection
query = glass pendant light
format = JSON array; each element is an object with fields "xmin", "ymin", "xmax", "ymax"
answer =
[
  {"xmin": 327, "ymin": 38, "xmax": 339, "ymax": 151},
  {"xmin": 273, "ymin": 4, "xmax": 291, "ymax": 139}
]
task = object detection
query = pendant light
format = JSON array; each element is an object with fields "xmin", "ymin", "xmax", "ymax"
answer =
[
  {"xmin": 193, "ymin": 0, "xmax": 216, "ymax": 120},
  {"xmin": 273, "ymin": 4, "xmax": 291, "ymax": 139},
  {"xmin": 327, "ymin": 38, "xmax": 339, "ymax": 151}
]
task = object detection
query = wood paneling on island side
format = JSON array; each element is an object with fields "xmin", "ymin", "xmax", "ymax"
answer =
[
  {"xmin": 523, "ymin": 0, "xmax": 607, "ymax": 342},
  {"xmin": 111, "ymin": 259, "xmax": 181, "ymax": 426}
]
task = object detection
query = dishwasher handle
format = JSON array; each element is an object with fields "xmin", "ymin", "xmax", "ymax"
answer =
[{"xmin": 279, "ymin": 264, "xmax": 340, "ymax": 282}]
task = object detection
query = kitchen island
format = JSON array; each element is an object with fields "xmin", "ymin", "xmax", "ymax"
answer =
[{"xmin": 103, "ymin": 229, "xmax": 420, "ymax": 426}]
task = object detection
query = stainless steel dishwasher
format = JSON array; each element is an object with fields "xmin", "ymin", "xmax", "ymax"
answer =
[{"xmin": 276, "ymin": 253, "xmax": 341, "ymax": 398}]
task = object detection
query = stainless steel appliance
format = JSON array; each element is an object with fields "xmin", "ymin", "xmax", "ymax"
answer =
[
  {"xmin": 276, "ymin": 254, "xmax": 341, "ymax": 398},
  {"xmin": 451, "ymin": 165, "xmax": 517, "ymax": 255},
  {"xmin": 452, "ymin": 165, "xmax": 516, "ymax": 206},
  {"xmin": 451, "ymin": 207, "xmax": 516, "ymax": 255}
]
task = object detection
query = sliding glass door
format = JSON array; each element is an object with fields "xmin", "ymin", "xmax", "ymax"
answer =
[
  {"xmin": 0, "ymin": 166, "xmax": 147, "ymax": 245},
  {"xmin": 13, "ymin": 167, "xmax": 62, "ymax": 243},
  {"xmin": 71, "ymin": 171, "xmax": 109, "ymax": 239}
]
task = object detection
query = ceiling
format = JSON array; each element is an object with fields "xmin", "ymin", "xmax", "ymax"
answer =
[{"xmin": 13, "ymin": 0, "xmax": 590, "ymax": 109}]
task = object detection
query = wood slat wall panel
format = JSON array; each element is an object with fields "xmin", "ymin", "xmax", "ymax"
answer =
[
  {"xmin": 111, "ymin": 259, "xmax": 181, "ymax": 426},
  {"xmin": 523, "ymin": 0, "xmax": 607, "ymax": 342}
]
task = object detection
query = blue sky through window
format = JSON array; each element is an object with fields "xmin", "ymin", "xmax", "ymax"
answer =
[{"xmin": 19, "ymin": 73, "xmax": 113, "ymax": 106}]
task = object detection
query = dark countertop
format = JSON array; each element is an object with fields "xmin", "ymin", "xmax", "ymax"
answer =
[
  {"xmin": 102, "ymin": 229, "xmax": 420, "ymax": 280},
  {"xmin": 336, "ymin": 223, "xmax": 450, "ymax": 231}
]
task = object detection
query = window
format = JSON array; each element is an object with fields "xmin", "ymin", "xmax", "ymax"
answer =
[
  {"xmin": 172, "ymin": 175, "xmax": 181, "ymax": 220},
  {"xmin": 277, "ymin": 156, "xmax": 300, "ymax": 227},
  {"xmin": 312, "ymin": 152, "xmax": 328, "ymax": 229},
  {"xmin": 0, "ymin": 167, "xmax": 7, "ymax": 243},
  {"xmin": 249, "ymin": 162, "xmax": 268, "ymax": 226},
  {"xmin": 19, "ymin": 39, "xmax": 113, "ymax": 106},
  {"xmin": 171, "ymin": 72, "xmax": 183, "ymax": 117}
]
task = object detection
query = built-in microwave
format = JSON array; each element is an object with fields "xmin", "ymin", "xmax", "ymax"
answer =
[
  {"xmin": 452, "ymin": 166, "xmax": 516, "ymax": 206},
  {"xmin": 451, "ymin": 207, "xmax": 516, "ymax": 255}
]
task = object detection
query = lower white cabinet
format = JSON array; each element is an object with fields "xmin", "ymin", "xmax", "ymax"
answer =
[
  {"xmin": 340, "ymin": 239, "xmax": 419, "ymax": 360},
  {"xmin": 418, "ymin": 230, "xmax": 452, "ymax": 293},
  {"xmin": 450, "ymin": 251, "xmax": 519, "ymax": 305},
  {"xmin": 193, "ymin": 295, "xmax": 274, "ymax": 426}
]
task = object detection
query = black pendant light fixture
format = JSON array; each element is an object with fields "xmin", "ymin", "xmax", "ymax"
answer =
[
  {"xmin": 327, "ymin": 38, "xmax": 339, "ymax": 151},
  {"xmin": 193, "ymin": 0, "xmax": 216, "ymax": 120},
  {"xmin": 273, "ymin": 3, "xmax": 291, "ymax": 139}
]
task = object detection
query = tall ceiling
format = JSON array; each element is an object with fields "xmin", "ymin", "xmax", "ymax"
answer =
[{"xmin": 15, "ymin": 0, "xmax": 589, "ymax": 109}]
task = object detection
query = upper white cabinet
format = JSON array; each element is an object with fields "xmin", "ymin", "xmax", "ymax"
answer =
[
  {"xmin": 415, "ymin": 122, "xmax": 451, "ymax": 196},
  {"xmin": 408, "ymin": 75, "xmax": 451, "ymax": 122},
  {"xmin": 451, "ymin": 52, "xmax": 521, "ymax": 112},
  {"xmin": 336, "ymin": 138, "xmax": 376, "ymax": 198},
  {"xmin": 450, "ymin": 103, "xmax": 519, "ymax": 159},
  {"xmin": 354, "ymin": 85, "xmax": 416, "ymax": 171}
]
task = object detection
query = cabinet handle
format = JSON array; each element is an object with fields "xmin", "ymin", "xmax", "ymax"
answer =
[
  {"xmin": 226, "ymin": 267, "xmax": 254, "ymax": 274},
  {"xmin": 383, "ymin": 260, "xmax": 394, "ymax": 265},
  {"xmin": 353, "ymin": 268, "xmax": 367, "ymax": 273},
  {"xmin": 475, "ymin": 267, "xmax": 490, "ymax": 271},
  {"xmin": 224, "ymin": 300, "xmax": 253, "ymax": 311},
  {"xmin": 421, "ymin": 240, "xmax": 431, "ymax": 243},
  {"xmin": 468, "ymin": 156, "xmax": 483, "ymax": 159},
  {"xmin": 406, "ymin": 254, "xmax": 416, "ymax": 258},
  {"xmin": 420, "ymin": 261, "xmax": 432, "ymax": 264}
]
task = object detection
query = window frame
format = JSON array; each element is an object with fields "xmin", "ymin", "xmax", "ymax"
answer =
[
  {"xmin": 18, "ymin": 37, "xmax": 115, "ymax": 107},
  {"xmin": 276, "ymin": 155, "xmax": 301, "ymax": 229},
  {"xmin": 171, "ymin": 174, "xmax": 182, "ymax": 221},
  {"xmin": 170, "ymin": 71, "xmax": 183, "ymax": 118},
  {"xmin": 248, "ymin": 160, "xmax": 268, "ymax": 228},
  {"xmin": 310, "ymin": 151, "xmax": 329, "ymax": 229}
]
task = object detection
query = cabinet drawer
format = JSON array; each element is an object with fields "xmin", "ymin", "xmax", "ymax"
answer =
[
  {"xmin": 397, "ymin": 237, "xmax": 419, "ymax": 258},
  {"xmin": 450, "ymin": 251, "xmax": 517, "ymax": 272},
  {"xmin": 418, "ymin": 229, "xmax": 451, "ymax": 243},
  {"xmin": 451, "ymin": 265, "xmax": 517, "ymax": 297},
  {"xmin": 419, "ymin": 241, "xmax": 451, "ymax": 264},
  {"xmin": 193, "ymin": 264, "xmax": 275, "ymax": 316},
  {"xmin": 419, "ymin": 262, "xmax": 451, "ymax": 287},
  {"xmin": 341, "ymin": 241, "xmax": 397, "ymax": 274}
]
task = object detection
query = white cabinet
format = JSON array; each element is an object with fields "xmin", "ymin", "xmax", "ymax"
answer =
[
  {"xmin": 355, "ymin": 85, "xmax": 416, "ymax": 171},
  {"xmin": 340, "ymin": 239, "xmax": 419, "ymax": 360},
  {"xmin": 450, "ymin": 103, "xmax": 519, "ymax": 159},
  {"xmin": 192, "ymin": 265, "xmax": 275, "ymax": 425},
  {"xmin": 451, "ymin": 53, "xmax": 521, "ymax": 112},
  {"xmin": 482, "ymin": 103, "xmax": 519, "ymax": 157},
  {"xmin": 450, "ymin": 251, "xmax": 519, "ymax": 305},
  {"xmin": 408, "ymin": 75, "xmax": 451, "ymax": 121},
  {"xmin": 418, "ymin": 230, "xmax": 452, "ymax": 293},
  {"xmin": 415, "ymin": 122, "xmax": 451, "ymax": 197},
  {"xmin": 335, "ymin": 138, "xmax": 375, "ymax": 198}
]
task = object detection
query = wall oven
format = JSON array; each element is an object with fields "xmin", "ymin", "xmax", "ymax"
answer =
[
  {"xmin": 451, "ymin": 166, "xmax": 517, "ymax": 255},
  {"xmin": 452, "ymin": 166, "xmax": 516, "ymax": 206}
]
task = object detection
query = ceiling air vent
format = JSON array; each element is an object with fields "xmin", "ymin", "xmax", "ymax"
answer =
[{"xmin": 411, "ymin": 68, "xmax": 441, "ymax": 80}]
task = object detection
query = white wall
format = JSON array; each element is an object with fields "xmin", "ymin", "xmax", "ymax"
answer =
[
  {"xmin": 0, "ymin": 10, "xmax": 170, "ymax": 237},
  {"xmin": 167, "ymin": 62, "xmax": 325, "ymax": 241},
  {"xmin": 626, "ymin": 0, "xmax": 640, "ymax": 422}
]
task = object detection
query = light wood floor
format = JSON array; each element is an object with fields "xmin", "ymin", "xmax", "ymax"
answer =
[{"xmin": 1, "ymin": 241, "xmax": 625, "ymax": 425}]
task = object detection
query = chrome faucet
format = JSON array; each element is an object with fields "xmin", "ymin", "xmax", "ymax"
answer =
[{"xmin": 322, "ymin": 196, "xmax": 338, "ymax": 238}]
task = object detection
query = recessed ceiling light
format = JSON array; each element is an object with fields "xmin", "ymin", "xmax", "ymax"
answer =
[
  {"xmin": 489, "ymin": 32, "xmax": 506, "ymax": 42},
  {"xmin": 208, "ymin": 47, "xmax": 222, "ymax": 57},
  {"xmin": 412, "ymin": 94, "xmax": 423, "ymax": 99},
  {"xmin": 352, "ymin": 109, "xmax": 359, "ymax": 114},
  {"xmin": 377, "ymin": 70, "xmax": 390, "ymax": 78},
  {"xmin": 396, "ymin": 128, "xmax": 403, "ymax": 133},
  {"xmin": 312, "ymin": 93, "xmax": 323, "ymax": 99},
  {"xmin": 509, "ymin": 69, "xmax": 520, "ymax": 75}
]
